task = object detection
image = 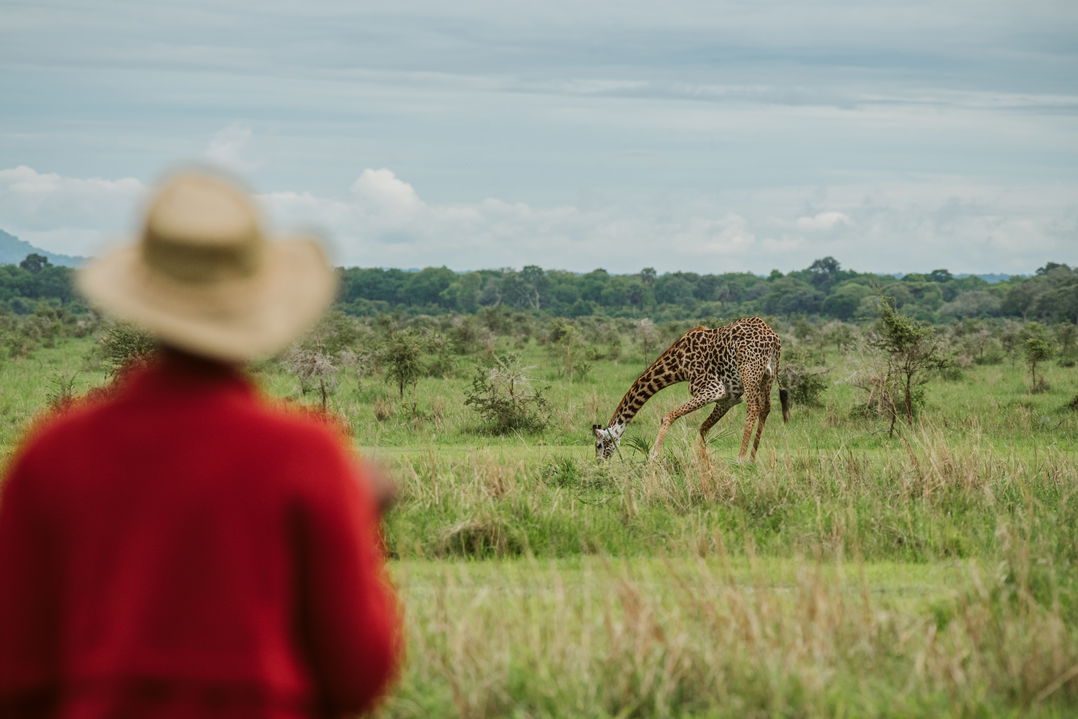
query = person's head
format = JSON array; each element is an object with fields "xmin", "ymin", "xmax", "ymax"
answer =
[{"xmin": 78, "ymin": 167, "xmax": 337, "ymax": 364}]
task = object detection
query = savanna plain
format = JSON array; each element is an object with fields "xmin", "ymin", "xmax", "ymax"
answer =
[{"xmin": 2, "ymin": 310, "xmax": 1077, "ymax": 718}]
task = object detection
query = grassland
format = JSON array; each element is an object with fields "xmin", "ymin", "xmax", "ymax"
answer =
[{"xmin": 2, "ymin": 327, "xmax": 1077, "ymax": 717}]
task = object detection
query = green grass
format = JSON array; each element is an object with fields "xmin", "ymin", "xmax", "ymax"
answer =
[{"xmin": 2, "ymin": 333, "xmax": 1077, "ymax": 716}]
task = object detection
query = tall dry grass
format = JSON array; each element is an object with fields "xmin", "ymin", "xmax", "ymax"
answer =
[{"xmin": 384, "ymin": 545, "xmax": 1077, "ymax": 718}]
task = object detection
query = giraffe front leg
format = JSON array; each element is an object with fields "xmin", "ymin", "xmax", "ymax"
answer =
[
  {"xmin": 698, "ymin": 395, "xmax": 738, "ymax": 461},
  {"xmin": 698, "ymin": 396, "xmax": 737, "ymax": 445},
  {"xmin": 650, "ymin": 394, "xmax": 712, "ymax": 460},
  {"xmin": 651, "ymin": 419, "xmax": 673, "ymax": 459}
]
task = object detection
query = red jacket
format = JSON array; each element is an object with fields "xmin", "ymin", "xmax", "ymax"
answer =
[{"xmin": 0, "ymin": 353, "xmax": 401, "ymax": 718}]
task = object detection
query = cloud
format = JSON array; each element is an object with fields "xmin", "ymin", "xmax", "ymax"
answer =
[
  {"xmin": 350, "ymin": 169, "xmax": 423, "ymax": 222},
  {"xmin": 796, "ymin": 211, "xmax": 851, "ymax": 232},
  {"xmin": 2, "ymin": 164, "xmax": 1076, "ymax": 276},
  {"xmin": 0, "ymin": 166, "xmax": 146, "ymax": 255},
  {"xmin": 204, "ymin": 123, "xmax": 261, "ymax": 173},
  {"xmin": 257, "ymin": 174, "xmax": 1078, "ymax": 274}
]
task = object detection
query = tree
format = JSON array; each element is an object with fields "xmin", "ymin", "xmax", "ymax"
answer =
[
  {"xmin": 654, "ymin": 274, "xmax": 696, "ymax": 305},
  {"xmin": 763, "ymin": 277, "xmax": 824, "ymax": 315},
  {"xmin": 806, "ymin": 256, "xmax": 841, "ymax": 290},
  {"xmin": 19, "ymin": 253, "xmax": 50, "ymax": 273},
  {"xmin": 1023, "ymin": 323, "xmax": 1053, "ymax": 392},
  {"xmin": 1003, "ymin": 265, "xmax": 1078, "ymax": 323},
  {"xmin": 1025, "ymin": 337, "xmax": 1052, "ymax": 392},
  {"xmin": 635, "ymin": 318, "xmax": 660, "ymax": 362},
  {"xmin": 1057, "ymin": 323, "xmax": 1077, "ymax": 361},
  {"xmin": 402, "ymin": 266, "xmax": 456, "ymax": 308},
  {"xmin": 378, "ymin": 329, "xmax": 424, "ymax": 399},
  {"xmin": 938, "ymin": 290, "xmax": 1003, "ymax": 319},
  {"xmin": 440, "ymin": 273, "xmax": 483, "ymax": 313},
  {"xmin": 868, "ymin": 298, "xmax": 950, "ymax": 433},
  {"xmin": 1036, "ymin": 262, "xmax": 1069, "ymax": 276},
  {"xmin": 602, "ymin": 275, "xmax": 648, "ymax": 309},
  {"xmin": 821, "ymin": 283, "xmax": 870, "ymax": 320},
  {"xmin": 513, "ymin": 265, "xmax": 549, "ymax": 310}
]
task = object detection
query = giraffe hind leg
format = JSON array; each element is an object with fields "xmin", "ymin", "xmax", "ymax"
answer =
[
  {"xmin": 748, "ymin": 377, "xmax": 775, "ymax": 460},
  {"xmin": 738, "ymin": 401, "xmax": 758, "ymax": 461}
]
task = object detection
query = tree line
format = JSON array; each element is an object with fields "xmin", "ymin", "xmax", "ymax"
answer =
[{"xmin": 3, "ymin": 252, "xmax": 1077, "ymax": 324}]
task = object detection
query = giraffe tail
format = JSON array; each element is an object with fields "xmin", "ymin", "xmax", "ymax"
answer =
[{"xmin": 772, "ymin": 346, "xmax": 790, "ymax": 423}]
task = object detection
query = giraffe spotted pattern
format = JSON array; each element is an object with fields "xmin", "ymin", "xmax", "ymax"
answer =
[{"xmin": 593, "ymin": 317, "xmax": 789, "ymax": 462}]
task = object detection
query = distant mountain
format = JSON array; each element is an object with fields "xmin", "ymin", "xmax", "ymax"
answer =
[
  {"xmin": 956, "ymin": 273, "xmax": 1017, "ymax": 284},
  {"xmin": 891, "ymin": 271, "xmax": 1022, "ymax": 284},
  {"xmin": 0, "ymin": 229, "xmax": 86, "ymax": 268}
]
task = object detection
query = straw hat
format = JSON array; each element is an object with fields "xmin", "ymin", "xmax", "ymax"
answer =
[{"xmin": 78, "ymin": 169, "xmax": 338, "ymax": 363}]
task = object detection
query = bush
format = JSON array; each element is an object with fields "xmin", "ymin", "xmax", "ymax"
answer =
[
  {"xmin": 377, "ymin": 329, "xmax": 425, "ymax": 399},
  {"xmin": 867, "ymin": 298, "xmax": 949, "ymax": 429},
  {"xmin": 1024, "ymin": 333, "xmax": 1053, "ymax": 393},
  {"xmin": 307, "ymin": 311, "xmax": 368, "ymax": 354},
  {"xmin": 282, "ymin": 347, "xmax": 339, "ymax": 408},
  {"xmin": 464, "ymin": 355, "xmax": 549, "ymax": 435},
  {"xmin": 544, "ymin": 320, "xmax": 592, "ymax": 381},
  {"xmin": 99, "ymin": 323, "xmax": 157, "ymax": 378},
  {"xmin": 779, "ymin": 349, "xmax": 829, "ymax": 406},
  {"xmin": 447, "ymin": 315, "xmax": 490, "ymax": 355}
]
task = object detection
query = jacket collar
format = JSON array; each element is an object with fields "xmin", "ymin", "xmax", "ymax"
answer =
[{"xmin": 117, "ymin": 349, "xmax": 255, "ymax": 400}]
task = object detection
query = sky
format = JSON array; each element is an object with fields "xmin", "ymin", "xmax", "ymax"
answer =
[{"xmin": 2, "ymin": 0, "xmax": 1077, "ymax": 275}]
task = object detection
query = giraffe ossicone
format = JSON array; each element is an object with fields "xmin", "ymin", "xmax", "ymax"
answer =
[{"xmin": 594, "ymin": 317, "xmax": 790, "ymax": 462}]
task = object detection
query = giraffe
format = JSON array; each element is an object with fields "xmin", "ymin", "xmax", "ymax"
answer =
[{"xmin": 592, "ymin": 317, "xmax": 789, "ymax": 462}]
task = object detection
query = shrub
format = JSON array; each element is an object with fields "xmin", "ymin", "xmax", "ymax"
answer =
[
  {"xmin": 447, "ymin": 315, "xmax": 490, "ymax": 355},
  {"xmin": 636, "ymin": 318, "xmax": 660, "ymax": 362},
  {"xmin": 867, "ymin": 298, "xmax": 950, "ymax": 429},
  {"xmin": 282, "ymin": 347, "xmax": 339, "ymax": 409},
  {"xmin": 849, "ymin": 360, "xmax": 925, "ymax": 436},
  {"xmin": 424, "ymin": 332, "xmax": 457, "ymax": 378},
  {"xmin": 99, "ymin": 323, "xmax": 157, "ymax": 379},
  {"xmin": 544, "ymin": 320, "xmax": 592, "ymax": 381},
  {"xmin": 1024, "ymin": 334, "xmax": 1053, "ymax": 393},
  {"xmin": 46, "ymin": 372, "xmax": 80, "ymax": 412},
  {"xmin": 378, "ymin": 329, "xmax": 425, "ymax": 399},
  {"xmin": 779, "ymin": 349, "xmax": 829, "ymax": 407},
  {"xmin": 307, "ymin": 311, "xmax": 368, "ymax": 354},
  {"xmin": 464, "ymin": 355, "xmax": 549, "ymax": 435},
  {"xmin": 540, "ymin": 457, "xmax": 583, "ymax": 488}
]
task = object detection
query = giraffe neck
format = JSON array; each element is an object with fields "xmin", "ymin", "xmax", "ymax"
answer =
[{"xmin": 606, "ymin": 359, "xmax": 683, "ymax": 437}]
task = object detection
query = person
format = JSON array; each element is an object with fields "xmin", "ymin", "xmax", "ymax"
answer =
[{"xmin": 0, "ymin": 169, "xmax": 402, "ymax": 718}]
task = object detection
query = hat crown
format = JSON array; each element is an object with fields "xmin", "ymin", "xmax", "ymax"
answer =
[
  {"xmin": 141, "ymin": 173, "xmax": 264, "ymax": 283},
  {"xmin": 78, "ymin": 166, "xmax": 337, "ymax": 363}
]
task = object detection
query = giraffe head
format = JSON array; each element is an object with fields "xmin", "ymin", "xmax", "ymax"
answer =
[{"xmin": 592, "ymin": 424, "xmax": 619, "ymax": 460}]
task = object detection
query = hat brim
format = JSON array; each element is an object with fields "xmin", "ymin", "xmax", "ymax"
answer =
[{"xmin": 78, "ymin": 235, "xmax": 338, "ymax": 363}]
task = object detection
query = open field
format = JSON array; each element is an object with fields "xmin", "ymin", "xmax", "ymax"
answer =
[{"xmin": 2, "ymin": 326, "xmax": 1077, "ymax": 717}]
